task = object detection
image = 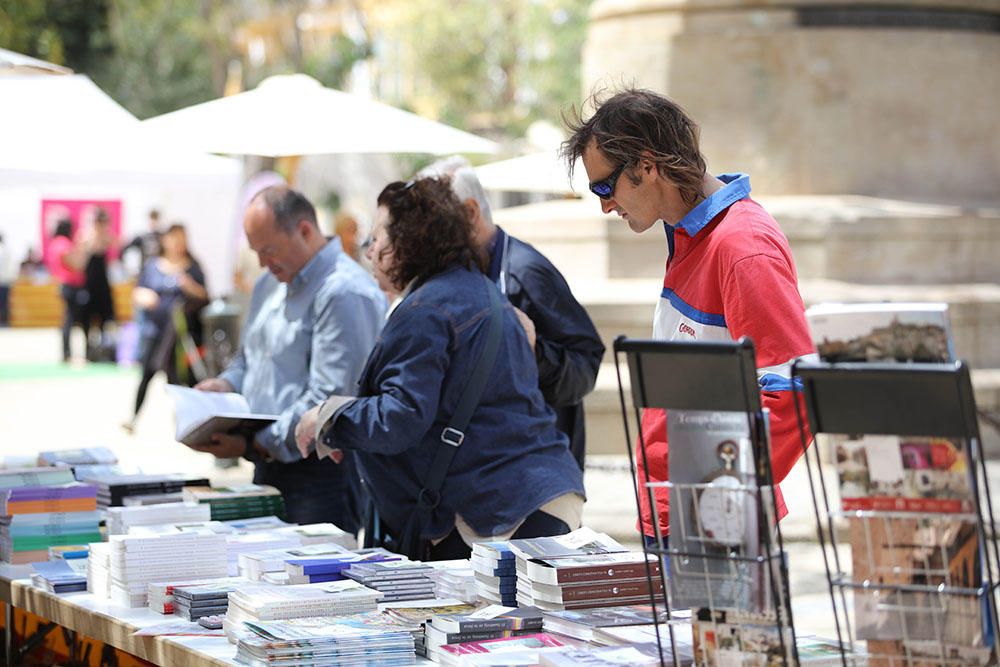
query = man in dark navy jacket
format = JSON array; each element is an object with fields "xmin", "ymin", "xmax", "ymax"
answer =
[{"xmin": 423, "ymin": 159, "xmax": 605, "ymax": 470}]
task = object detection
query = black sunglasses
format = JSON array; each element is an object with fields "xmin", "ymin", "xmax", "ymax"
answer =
[{"xmin": 589, "ymin": 163, "xmax": 626, "ymax": 200}]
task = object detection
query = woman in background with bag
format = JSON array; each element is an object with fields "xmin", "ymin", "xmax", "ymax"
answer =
[
  {"xmin": 124, "ymin": 224, "xmax": 208, "ymax": 433},
  {"xmin": 296, "ymin": 177, "xmax": 584, "ymax": 560}
]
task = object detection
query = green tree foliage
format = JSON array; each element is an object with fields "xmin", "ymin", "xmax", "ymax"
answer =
[
  {"xmin": 390, "ymin": 0, "xmax": 592, "ymax": 136},
  {"xmin": 0, "ymin": 0, "xmax": 113, "ymax": 74},
  {"xmin": 95, "ymin": 0, "xmax": 239, "ymax": 119}
]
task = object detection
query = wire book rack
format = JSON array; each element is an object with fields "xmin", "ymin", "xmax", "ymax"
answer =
[
  {"xmin": 793, "ymin": 360, "xmax": 1000, "ymax": 666},
  {"xmin": 613, "ymin": 336, "xmax": 798, "ymax": 666}
]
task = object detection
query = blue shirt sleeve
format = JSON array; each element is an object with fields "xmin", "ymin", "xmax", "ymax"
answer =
[{"xmin": 259, "ymin": 285, "xmax": 387, "ymax": 462}]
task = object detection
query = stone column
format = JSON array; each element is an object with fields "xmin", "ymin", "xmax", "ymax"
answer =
[{"xmin": 582, "ymin": 0, "xmax": 1000, "ymax": 200}]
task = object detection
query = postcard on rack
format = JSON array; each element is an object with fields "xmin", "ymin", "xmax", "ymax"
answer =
[{"xmin": 165, "ymin": 385, "xmax": 279, "ymax": 447}]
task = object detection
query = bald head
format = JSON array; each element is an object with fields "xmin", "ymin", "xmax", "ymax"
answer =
[{"xmin": 244, "ymin": 186, "xmax": 325, "ymax": 284}]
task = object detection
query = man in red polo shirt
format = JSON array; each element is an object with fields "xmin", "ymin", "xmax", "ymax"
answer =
[{"xmin": 562, "ymin": 89, "xmax": 816, "ymax": 542}]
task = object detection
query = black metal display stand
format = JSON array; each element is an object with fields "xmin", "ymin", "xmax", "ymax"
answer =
[
  {"xmin": 614, "ymin": 336, "xmax": 798, "ymax": 666},
  {"xmin": 793, "ymin": 360, "xmax": 1000, "ymax": 666}
]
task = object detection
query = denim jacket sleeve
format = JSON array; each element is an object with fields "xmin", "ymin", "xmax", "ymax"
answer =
[{"xmin": 322, "ymin": 298, "xmax": 451, "ymax": 456}]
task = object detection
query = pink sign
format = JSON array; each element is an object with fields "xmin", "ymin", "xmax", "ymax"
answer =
[{"xmin": 40, "ymin": 199, "xmax": 122, "ymax": 262}]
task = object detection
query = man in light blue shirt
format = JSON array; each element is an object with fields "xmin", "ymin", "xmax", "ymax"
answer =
[{"xmin": 192, "ymin": 186, "xmax": 386, "ymax": 531}]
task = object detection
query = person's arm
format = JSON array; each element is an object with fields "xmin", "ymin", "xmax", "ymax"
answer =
[
  {"xmin": 257, "ymin": 288, "xmax": 386, "ymax": 463},
  {"xmin": 178, "ymin": 263, "xmax": 208, "ymax": 303},
  {"xmin": 319, "ymin": 300, "xmax": 451, "ymax": 457},
  {"xmin": 723, "ymin": 251, "xmax": 817, "ymax": 485},
  {"xmin": 513, "ymin": 262, "xmax": 605, "ymax": 407}
]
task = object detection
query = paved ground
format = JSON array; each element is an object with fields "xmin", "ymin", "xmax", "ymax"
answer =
[{"xmin": 3, "ymin": 326, "xmax": 998, "ymax": 641}]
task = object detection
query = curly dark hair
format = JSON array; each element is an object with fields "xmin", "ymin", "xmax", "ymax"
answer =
[
  {"xmin": 561, "ymin": 88, "xmax": 707, "ymax": 208},
  {"xmin": 376, "ymin": 177, "xmax": 485, "ymax": 289}
]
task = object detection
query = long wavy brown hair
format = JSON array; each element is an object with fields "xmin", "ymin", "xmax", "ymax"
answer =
[
  {"xmin": 562, "ymin": 88, "xmax": 707, "ymax": 209},
  {"xmin": 376, "ymin": 177, "xmax": 485, "ymax": 289}
]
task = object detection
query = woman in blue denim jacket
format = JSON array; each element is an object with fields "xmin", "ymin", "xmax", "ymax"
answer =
[{"xmin": 296, "ymin": 177, "xmax": 585, "ymax": 560}]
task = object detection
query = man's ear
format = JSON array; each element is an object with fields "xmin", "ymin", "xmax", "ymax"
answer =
[
  {"xmin": 297, "ymin": 219, "xmax": 314, "ymax": 240},
  {"xmin": 464, "ymin": 198, "xmax": 481, "ymax": 223},
  {"xmin": 639, "ymin": 150, "xmax": 658, "ymax": 176}
]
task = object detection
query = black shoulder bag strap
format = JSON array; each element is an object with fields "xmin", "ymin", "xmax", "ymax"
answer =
[{"xmin": 398, "ymin": 276, "xmax": 504, "ymax": 556}]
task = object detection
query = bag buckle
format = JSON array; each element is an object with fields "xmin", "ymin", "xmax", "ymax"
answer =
[{"xmin": 441, "ymin": 427, "xmax": 465, "ymax": 447}]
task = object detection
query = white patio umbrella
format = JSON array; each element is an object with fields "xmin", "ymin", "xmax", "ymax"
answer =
[
  {"xmin": 474, "ymin": 150, "xmax": 589, "ymax": 195},
  {"xmin": 142, "ymin": 74, "xmax": 498, "ymax": 157},
  {"xmin": 0, "ymin": 48, "xmax": 73, "ymax": 76}
]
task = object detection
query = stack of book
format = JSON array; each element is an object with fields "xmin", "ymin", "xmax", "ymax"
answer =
[
  {"xmin": 31, "ymin": 558, "xmax": 88, "ymax": 593},
  {"xmin": 224, "ymin": 580, "xmax": 383, "ymax": 640},
  {"xmin": 470, "ymin": 542, "xmax": 518, "ymax": 606},
  {"xmin": 541, "ymin": 603, "xmax": 668, "ymax": 641},
  {"xmin": 37, "ymin": 446, "xmax": 119, "ymax": 481},
  {"xmin": 233, "ymin": 615, "xmax": 416, "ymax": 667},
  {"xmin": 382, "ymin": 600, "xmax": 482, "ymax": 658},
  {"xmin": 238, "ymin": 543, "xmax": 354, "ymax": 582},
  {"xmin": 83, "ymin": 472, "xmax": 210, "ymax": 509},
  {"xmin": 172, "ymin": 581, "xmax": 239, "ymax": 621},
  {"xmin": 516, "ymin": 551, "xmax": 661, "ymax": 611},
  {"xmin": 0, "ymin": 480, "xmax": 101, "ymax": 564},
  {"xmin": 87, "ymin": 542, "xmax": 111, "ymax": 598},
  {"xmin": 434, "ymin": 632, "xmax": 567, "ymax": 666},
  {"xmin": 426, "ymin": 560, "xmax": 478, "ymax": 603},
  {"xmin": 148, "ymin": 576, "xmax": 245, "ymax": 614},
  {"xmin": 284, "ymin": 550, "xmax": 402, "ymax": 585},
  {"xmin": 507, "ymin": 529, "xmax": 660, "ymax": 611},
  {"xmin": 538, "ymin": 642, "xmax": 688, "ymax": 666},
  {"xmin": 106, "ymin": 502, "xmax": 211, "ymax": 535},
  {"xmin": 344, "ymin": 560, "xmax": 435, "ymax": 601},
  {"xmin": 107, "ymin": 532, "xmax": 228, "ymax": 607},
  {"xmin": 424, "ymin": 605, "xmax": 545, "ymax": 661},
  {"xmin": 182, "ymin": 484, "xmax": 285, "ymax": 521}
]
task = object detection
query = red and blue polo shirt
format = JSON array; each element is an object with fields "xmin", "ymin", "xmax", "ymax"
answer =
[{"xmin": 637, "ymin": 173, "xmax": 817, "ymax": 537}]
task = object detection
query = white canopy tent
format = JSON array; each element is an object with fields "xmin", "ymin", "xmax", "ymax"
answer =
[
  {"xmin": 0, "ymin": 74, "xmax": 242, "ymax": 295},
  {"xmin": 474, "ymin": 150, "xmax": 588, "ymax": 196},
  {"xmin": 142, "ymin": 74, "xmax": 499, "ymax": 157}
]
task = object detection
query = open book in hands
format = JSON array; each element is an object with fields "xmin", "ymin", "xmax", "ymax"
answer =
[{"xmin": 165, "ymin": 385, "xmax": 279, "ymax": 447}]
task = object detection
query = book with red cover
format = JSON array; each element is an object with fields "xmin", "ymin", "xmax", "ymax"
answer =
[{"xmin": 526, "ymin": 551, "xmax": 659, "ymax": 586}]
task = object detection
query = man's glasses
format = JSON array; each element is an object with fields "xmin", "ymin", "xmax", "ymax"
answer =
[{"xmin": 589, "ymin": 163, "xmax": 626, "ymax": 200}]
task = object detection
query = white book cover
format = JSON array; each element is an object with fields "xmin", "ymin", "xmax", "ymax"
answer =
[{"xmin": 806, "ymin": 301, "xmax": 953, "ymax": 363}]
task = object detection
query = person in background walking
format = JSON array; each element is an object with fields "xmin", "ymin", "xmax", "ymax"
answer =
[
  {"xmin": 124, "ymin": 224, "xmax": 208, "ymax": 433},
  {"xmin": 79, "ymin": 209, "xmax": 117, "ymax": 359}
]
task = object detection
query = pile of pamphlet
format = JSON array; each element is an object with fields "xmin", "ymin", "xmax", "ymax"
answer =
[
  {"xmin": 37, "ymin": 446, "xmax": 120, "ymax": 481},
  {"xmin": 31, "ymin": 558, "xmax": 88, "ymax": 593},
  {"xmin": 106, "ymin": 502, "xmax": 211, "ymax": 535},
  {"xmin": 426, "ymin": 560, "xmax": 478, "ymax": 603},
  {"xmin": 238, "ymin": 543, "xmax": 355, "ymax": 583},
  {"xmin": 344, "ymin": 560, "xmax": 435, "ymax": 601},
  {"xmin": 224, "ymin": 580, "xmax": 383, "ymax": 640},
  {"xmin": 0, "ymin": 468, "xmax": 100, "ymax": 564},
  {"xmin": 83, "ymin": 472, "xmax": 210, "ymax": 508},
  {"xmin": 148, "ymin": 576, "xmax": 244, "ymax": 614},
  {"xmin": 233, "ymin": 614, "xmax": 417, "ymax": 667},
  {"xmin": 87, "ymin": 542, "xmax": 111, "ymax": 597},
  {"xmin": 434, "ymin": 632, "xmax": 568, "ymax": 666},
  {"xmin": 381, "ymin": 600, "xmax": 481, "ymax": 657},
  {"xmin": 172, "ymin": 581, "xmax": 239, "ymax": 621},
  {"xmin": 470, "ymin": 542, "xmax": 517, "ymax": 606},
  {"xmin": 424, "ymin": 604, "xmax": 544, "ymax": 661},
  {"xmin": 107, "ymin": 532, "xmax": 228, "ymax": 607},
  {"xmin": 284, "ymin": 550, "xmax": 402, "ymax": 585},
  {"xmin": 182, "ymin": 484, "xmax": 285, "ymax": 521}
]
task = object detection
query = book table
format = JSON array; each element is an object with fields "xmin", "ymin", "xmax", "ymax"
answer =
[
  {"xmin": 0, "ymin": 566, "xmax": 440, "ymax": 667},
  {"xmin": 0, "ymin": 563, "xmax": 236, "ymax": 666}
]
